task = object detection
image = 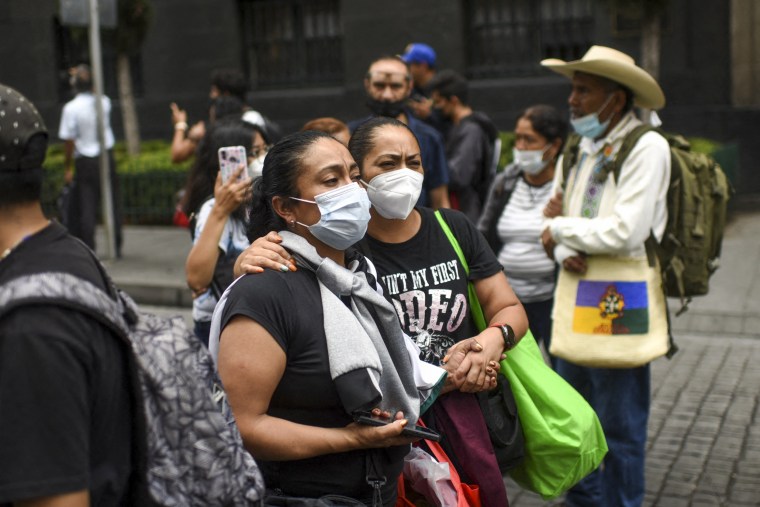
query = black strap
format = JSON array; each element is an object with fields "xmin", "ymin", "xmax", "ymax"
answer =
[
  {"xmin": 560, "ymin": 133, "xmax": 583, "ymax": 193},
  {"xmin": 364, "ymin": 451, "xmax": 386, "ymax": 507}
]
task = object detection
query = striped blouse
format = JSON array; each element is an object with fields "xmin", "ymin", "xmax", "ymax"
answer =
[{"xmin": 496, "ymin": 177, "xmax": 556, "ymax": 303}]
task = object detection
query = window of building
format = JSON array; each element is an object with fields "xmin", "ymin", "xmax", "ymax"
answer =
[
  {"xmin": 239, "ymin": 0, "xmax": 343, "ymax": 90},
  {"xmin": 464, "ymin": 0, "xmax": 594, "ymax": 79}
]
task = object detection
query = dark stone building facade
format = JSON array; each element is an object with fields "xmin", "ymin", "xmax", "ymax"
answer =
[{"xmin": 2, "ymin": 0, "xmax": 759, "ymax": 194}]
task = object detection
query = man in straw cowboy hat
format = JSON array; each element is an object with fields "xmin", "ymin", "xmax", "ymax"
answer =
[{"xmin": 539, "ymin": 46, "xmax": 670, "ymax": 506}]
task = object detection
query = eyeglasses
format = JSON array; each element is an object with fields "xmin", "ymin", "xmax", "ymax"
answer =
[{"xmin": 251, "ymin": 144, "xmax": 270, "ymax": 158}]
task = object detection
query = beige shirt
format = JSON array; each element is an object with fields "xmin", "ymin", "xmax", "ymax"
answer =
[{"xmin": 549, "ymin": 111, "xmax": 671, "ymax": 264}]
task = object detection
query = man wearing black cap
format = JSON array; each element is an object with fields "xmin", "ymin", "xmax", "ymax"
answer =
[
  {"xmin": 0, "ymin": 85, "xmax": 136, "ymax": 506},
  {"xmin": 59, "ymin": 64, "xmax": 123, "ymax": 256}
]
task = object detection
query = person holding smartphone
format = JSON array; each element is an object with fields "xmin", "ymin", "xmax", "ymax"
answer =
[
  {"xmin": 183, "ymin": 119, "xmax": 269, "ymax": 346},
  {"xmin": 211, "ymin": 131, "xmax": 487, "ymax": 504},
  {"xmin": 234, "ymin": 117, "xmax": 528, "ymax": 506}
]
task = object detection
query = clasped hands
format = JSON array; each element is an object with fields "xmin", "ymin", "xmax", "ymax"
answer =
[
  {"xmin": 440, "ymin": 337, "xmax": 504, "ymax": 394},
  {"xmin": 541, "ymin": 191, "xmax": 587, "ymax": 274}
]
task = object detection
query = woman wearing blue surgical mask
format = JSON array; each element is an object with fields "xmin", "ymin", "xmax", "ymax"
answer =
[
  {"xmin": 236, "ymin": 117, "xmax": 528, "ymax": 506},
  {"xmin": 210, "ymin": 130, "xmax": 492, "ymax": 505},
  {"xmin": 478, "ymin": 105, "xmax": 567, "ymax": 366}
]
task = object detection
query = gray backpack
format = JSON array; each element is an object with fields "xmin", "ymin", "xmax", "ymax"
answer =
[{"xmin": 0, "ymin": 270, "xmax": 265, "ymax": 506}]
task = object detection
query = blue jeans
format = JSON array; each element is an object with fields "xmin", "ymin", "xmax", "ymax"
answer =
[{"xmin": 556, "ymin": 359, "xmax": 650, "ymax": 507}]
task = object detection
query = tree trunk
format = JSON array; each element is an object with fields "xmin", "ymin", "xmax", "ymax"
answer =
[
  {"xmin": 117, "ymin": 52, "xmax": 141, "ymax": 156},
  {"xmin": 640, "ymin": 10, "xmax": 662, "ymax": 123}
]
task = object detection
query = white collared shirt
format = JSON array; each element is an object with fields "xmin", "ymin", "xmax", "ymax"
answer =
[
  {"xmin": 549, "ymin": 111, "xmax": 671, "ymax": 264},
  {"xmin": 58, "ymin": 92, "xmax": 115, "ymax": 157}
]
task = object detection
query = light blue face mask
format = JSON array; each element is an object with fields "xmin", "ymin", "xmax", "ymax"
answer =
[
  {"xmin": 570, "ymin": 94, "xmax": 614, "ymax": 139},
  {"xmin": 290, "ymin": 182, "xmax": 371, "ymax": 250}
]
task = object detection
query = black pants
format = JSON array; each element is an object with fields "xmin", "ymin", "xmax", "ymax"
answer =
[
  {"xmin": 68, "ymin": 152, "xmax": 123, "ymax": 255},
  {"xmin": 523, "ymin": 297, "xmax": 556, "ymax": 368}
]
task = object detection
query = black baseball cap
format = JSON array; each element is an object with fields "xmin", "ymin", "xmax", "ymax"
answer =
[{"xmin": 0, "ymin": 84, "xmax": 48, "ymax": 171}]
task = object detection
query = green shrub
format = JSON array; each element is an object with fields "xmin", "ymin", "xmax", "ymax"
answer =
[
  {"xmin": 497, "ymin": 131, "xmax": 515, "ymax": 171},
  {"xmin": 42, "ymin": 140, "xmax": 191, "ymax": 225}
]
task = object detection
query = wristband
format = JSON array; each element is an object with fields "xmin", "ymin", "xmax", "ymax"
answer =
[
  {"xmin": 174, "ymin": 121, "xmax": 188, "ymax": 131},
  {"xmin": 489, "ymin": 323, "xmax": 517, "ymax": 351}
]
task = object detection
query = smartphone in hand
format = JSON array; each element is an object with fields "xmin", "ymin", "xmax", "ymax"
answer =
[
  {"xmin": 353, "ymin": 411, "xmax": 441, "ymax": 442},
  {"xmin": 218, "ymin": 146, "xmax": 248, "ymax": 183}
]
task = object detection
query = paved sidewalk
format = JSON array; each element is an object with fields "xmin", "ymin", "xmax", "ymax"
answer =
[
  {"xmin": 506, "ymin": 333, "xmax": 760, "ymax": 506},
  {"xmin": 506, "ymin": 210, "xmax": 760, "ymax": 505},
  {"xmin": 95, "ymin": 211, "xmax": 760, "ymax": 505}
]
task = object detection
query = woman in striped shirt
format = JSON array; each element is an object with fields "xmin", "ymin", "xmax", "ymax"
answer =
[{"xmin": 478, "ymin": 105, "xmax": 567, "ymax": 366}]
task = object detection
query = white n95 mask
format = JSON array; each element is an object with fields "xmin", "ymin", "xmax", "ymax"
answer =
[
  {"xmin": 362, "ymin": 168, "xmax": 424, "ymax": 220},
  {"xmin": 290, "ymin": 182, "xmax": 371, "ymax": 250},
  {"xmin": 248, "ymin": 153, "xmax": 266, "ymax": 180}
]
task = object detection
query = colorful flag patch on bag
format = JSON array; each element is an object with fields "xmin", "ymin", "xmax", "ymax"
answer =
[{"xmin": 573, "ymin": 281, "xmax": 649, "ymax": 335}]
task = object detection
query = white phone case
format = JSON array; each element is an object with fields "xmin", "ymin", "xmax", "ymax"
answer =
[{"xmin": 218, "ymin": 146, "xmax": 248, "ymax": 183}]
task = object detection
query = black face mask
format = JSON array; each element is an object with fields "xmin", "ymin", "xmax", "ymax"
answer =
[{"xmin": 365, "ymin": 97, "xmax": 407, "ymax": 118}]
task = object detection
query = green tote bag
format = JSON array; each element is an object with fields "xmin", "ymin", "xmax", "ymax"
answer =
[{"xmin": 500, "ymin": 333, "xmax": 608, "ymax": 499}]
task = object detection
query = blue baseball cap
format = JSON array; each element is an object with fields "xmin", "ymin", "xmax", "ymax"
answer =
[{"xmin": 400, "ymin": 43, "xmax": 436, "ymax": 67}]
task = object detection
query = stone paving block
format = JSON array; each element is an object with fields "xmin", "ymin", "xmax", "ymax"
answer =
[
  {"xmin": 711, "ymin": 445, "xmax": 745, "ymax": 460},
  {"xmin": 737, "ymin": 452, "xmax": 760, "ymax": 466},
  {"xmin": 655, "ymin": 435, "xmax": 686, "ymax": 448},
  {"xmin": 719, "ymin": 315, "xmax": 748, "ymax": 334},
  {"xmin": 684, "ymin": 435, "xmax": 715, "ymax": 448},
  {"xmin": 697, "ymin": 477, "xmax": 731, "ymax": 497},
  {"xmin": 729, "ymin": 488, "xmax": 760, "ymax": 504},
  {"xmin": 655, "ymin": 495, "xmax": 692, "ymax": 506},
  {"xmin": 713, "ymin": 435, "xmax": 745, "ymax": 449},
  {"xmin": 703, "ymin": 457, "xmax": 739, "ymax": 473},
  {"xmin": 742, "ymin": 315, "xmax": 760, "ymax": 335},
  {"xmin": 667, "ymin": 469, "xmax": 701, "ymax": 483},
  {"xmin": 691, "ymin": 313, "xmax": 725, "ymax": 335},
  {"xmin": 662, "ymin": 480, "xmax": 698, "ymax": 497},
  {"xmin": 690, "ymin": 492, "xmax": 723, "ymax": 506},
  {"xmin": 673, "ymin": 457, "xmax": 707, "ymax": 472},
  {"xmin": 719, "ymin": 422, "xmax": 748, "ymax": 436}
]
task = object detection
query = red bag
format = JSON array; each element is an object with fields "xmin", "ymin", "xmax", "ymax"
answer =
[{"xmin": 396, "ymin": 420, "xmax": 482, "ymax": 507}]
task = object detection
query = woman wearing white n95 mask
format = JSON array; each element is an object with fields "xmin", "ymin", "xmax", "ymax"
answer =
[
  {"xmin": 477, "ymin": 104, "xmax": 567, "ymax": 367},
  {"xmin": 236, "ymin": 116, "xmax": 528, "ymax": 506},
  {"xmin": 362, "ymin": 167, "xmax": 424, "ymax": 220}
]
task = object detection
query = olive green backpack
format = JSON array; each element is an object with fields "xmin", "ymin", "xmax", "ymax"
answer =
[{"xmin": 562, "ymin": 125, "xmax": 732, "ymax": 315}]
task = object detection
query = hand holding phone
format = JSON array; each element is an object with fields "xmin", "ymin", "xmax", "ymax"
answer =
[
  {"xmin": 353, "ymin": 411, "xmax": 441, "ymax": 442},
  {"xmin": 218, "ymin": 146, "xmax": 248, "ymax": 184}
]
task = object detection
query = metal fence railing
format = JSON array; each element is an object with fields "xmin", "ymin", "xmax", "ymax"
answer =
[{"xmin": 42, "ymin": 170, "xmax": 188, "ymax": 226}]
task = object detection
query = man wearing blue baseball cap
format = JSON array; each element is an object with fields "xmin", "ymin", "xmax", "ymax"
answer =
[{"xmin": 400, "ymin": 43, "xmax": 447, "ymax": 133}]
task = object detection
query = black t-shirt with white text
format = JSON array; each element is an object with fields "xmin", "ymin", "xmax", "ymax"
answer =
[
  {"xmin": 364, "ymin": 207, "xmax": 502, "ymax": 365},
  {"xmin": 220, "ymin": 252, "xmax": 403, "ymax": 504},
  {"xmin": 0, "ymin": 223, "xmax": 134, "ymax": 506}
]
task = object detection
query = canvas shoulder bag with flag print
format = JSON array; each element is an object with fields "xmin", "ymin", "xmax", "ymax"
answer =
[
  {"xmin": 550, "ymin": 255, "xmax": 669, "ymax": 368},
  {"xmin": 550, "ymin": 131, "xmax": 671, "ymax": 369}
]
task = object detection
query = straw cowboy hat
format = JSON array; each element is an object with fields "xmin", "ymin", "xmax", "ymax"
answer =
[{"xmin": 541, "ymin": 45, "xmax": 665, "ymax": 110}]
